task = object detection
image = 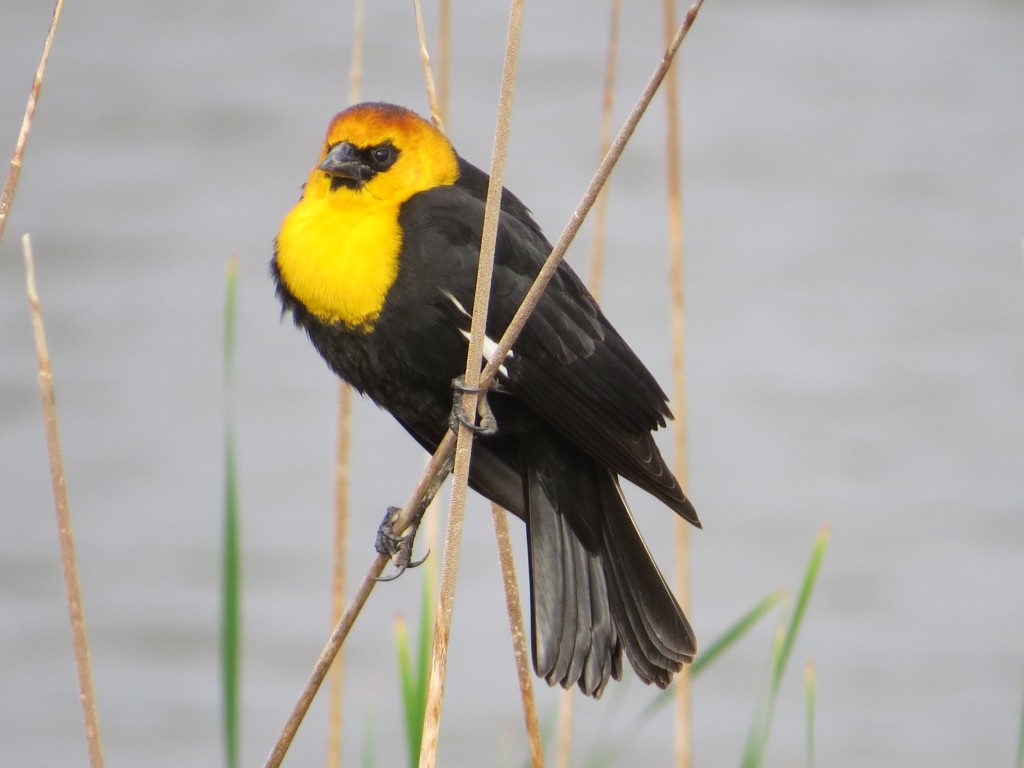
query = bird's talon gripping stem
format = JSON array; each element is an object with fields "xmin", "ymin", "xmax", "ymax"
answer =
[
  {"xmin": 450, "ymin": 376, "xmax": 498, "ymax": 436},
  {"xmin": 373, "ymin": 453, "xmax": 452, "ymax": 581},
  {"xmin": 374, "ymin": 506, "xmax": 430, "ymax": 581}
]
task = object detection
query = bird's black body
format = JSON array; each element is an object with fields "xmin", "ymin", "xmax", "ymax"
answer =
[{"xmin": 274, "ymin": 153, "xmax": 698, "ymax": 697}]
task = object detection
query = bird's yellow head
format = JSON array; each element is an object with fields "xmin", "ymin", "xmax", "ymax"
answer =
[
  {"xmin": 302, "ymin": 102, "xmax": 460, "ymax": 205},
  {"xmin": 275, "ymin": 103, "xmax": 459, "ymax": 331}
]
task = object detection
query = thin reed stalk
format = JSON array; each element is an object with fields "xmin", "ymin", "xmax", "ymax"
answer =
[
  {"xmin": 0, "ymin": 0, "xmax": 65, "ymax": 248},
  {"xmin": 555, "ymin": 688, "xmax": 575, "ymax": 768},
  {"xmin": 417, "ymin": 1, "xmax": 526, "ymax": 764},
  {"xmin": 557, "ymin": 6, "xmax": 623, "ymax": 763},
  {"xmin": 413, "ymin": 0, "xmax": 444, "ymax": 132},
  {"xmin": 660, "ymin": 1, "xmax": 693, "ymax": 765},
  {"xmin": 473, "ymin": 0, "xmax": 704, "ymax": 394},
  {"xmin": 422, "ymin": 3, "xmax": 540, "ymax": 754},
  {"xmin": 805, "ymin": 658, "xmax": 816, "ymax": 768},
  {"xmin": 436, "ymin": 0, "xmax": 452, "ymax": 123},
  {"xmin": 421, "ymin": 3, "xmax": 540, "ymax": 752},
  {"xmin": 585, "ymin": 0, "xmax": 621, "ymax": 302},
  {"xmin": 263, "ymin": 6, "xmax": 705, "ymax": 763},
  {"xmin": 263, "ymin": 442, "xmax": 454, "ymax": 768},
  {"xmin": 492, "ymin": 504, "xmax": 545, "ymax": 767},
  {"xmin": 22, "ymin": 235, "xmax": 105, "ymax": 768},
  {"xmin": 326, "ymin": 383, "xmax": 352, "ymax": 768},
  {"xmin": 346, "ymin": 0, "xmax": 365, "ymax": 106},
  {"xmin": 326, "ymin": 4, "xmax": 365, "ymax": 762}
]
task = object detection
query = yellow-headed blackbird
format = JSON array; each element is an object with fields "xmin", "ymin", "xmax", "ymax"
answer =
[{"xmin": 272, "ymin": 102, "xmax": 698, "ymax": 697}]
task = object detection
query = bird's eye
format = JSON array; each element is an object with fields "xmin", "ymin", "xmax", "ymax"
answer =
[{"xmin": 370, "ymin": 144, "xmax": 398, "ymax": 170}]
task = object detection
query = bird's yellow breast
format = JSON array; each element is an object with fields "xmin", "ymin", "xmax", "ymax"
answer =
[{"xmin": 275, "ymin": 194, "xmax": 402, "ymax": 331}]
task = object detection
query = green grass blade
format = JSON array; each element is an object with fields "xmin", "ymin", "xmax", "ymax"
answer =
[
  {"xmin": 805, "ymin": 658, "xmax": 816, "ymax": 768},
  {"xmin": 221, "ymin": 436, "xmax": 241, "ymax": 768},
  {"xmin": 692, "ymin": 589, "xmax": 787, "ymax": 679},
  {"xmin": 772, "ymin": 525, "xmax": 829, "ymax": 695},
  {"xmin": 741, "ymin": 524, "xmax": 830, "ymax": 768},
  {"xmin": 361, "ymin": 702, "xmax": 376, "ymax": 768},
  {"xmin": 1016, "ymin": 687, "xmax": 1024, "ymax": 768},
  {"xmin": 394, "ymin": 565, "xmax": 435, "ymax": 767},
  {"xmin": 394, "ymin": 615, "xmax": 418, "ymax": 767},
  {"xmin": 416, "ymin": 562, "xmax": 434, "ymax": 748},
  {"xmin": 221, "ymin": 257, "xmax": 241, "ymax": 768},
  {"xmin": 585, "ymin": 589, "xmax": 784, "ymax": 767},
  {"xmin": 223, "ymin": 256, "xmax": 238, "ymax": 384}
]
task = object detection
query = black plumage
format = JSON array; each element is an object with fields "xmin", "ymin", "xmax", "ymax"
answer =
[{"xmin": 274, "ymin": 150, "xmax": 698, "ymax": 697}]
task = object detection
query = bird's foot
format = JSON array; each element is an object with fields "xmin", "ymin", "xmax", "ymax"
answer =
[
  {"xmin": 450, "ymin": 376, "xmax": 498, "ymax": 436},
  {"xmin": 374, "ymin": 506, "xmax": 430, "ymax": 582}
]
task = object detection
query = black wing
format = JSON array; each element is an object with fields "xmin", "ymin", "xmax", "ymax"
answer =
[{"xmin": 397, "ymin": 161, "xmax": 698, "ymax": 525}]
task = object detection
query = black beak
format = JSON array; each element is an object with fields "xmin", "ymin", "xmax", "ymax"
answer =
[{"xmin": 318, "ymin": 142, "xmax": 372, "ymax": 184}]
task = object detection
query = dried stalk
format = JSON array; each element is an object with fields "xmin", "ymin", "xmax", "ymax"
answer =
[
  {"xmin": 325, "ymin": 3, "xmax": 366, "ymax": 762},
  {"xmin": 23, "ymin": 235, "xmax": 105, "ymax": 768},
  {"xmin": 413, "ymin": 0, "xmax": 445, "ymax": 132},
  {"xmin": 475, "ymin": 0, "xmax": 705, "ymax": 392},
  {"xmin": 325, "ymin": 384, "xmax": 352, "ymax": 768},
  {"xmin": 492, "ymin": 504, "xmax": 545, "ymax": 767},
  {"xmin": 437, "ymin": 0, "xmax": 452, "ymax": 123},
  {"xmin": 345, "ymin": 0, "xmax": 365, "ymax": 106},
  {"xmin": 263, "ymin": 444, "xmax": 453, "ymax": 768},
  {"xmin": 660, "ymin": 0, "xmax": 693, "ymax": 765},
  {"xmin": 0, "ymin": 0, "xmax": 65, "ymax": 249},
  {"xmin": 585, "ymin": 0, "xmax": 622, "ymax": 303},
  {"xmin": 555, "ymin": 688, "xmax": 575, "ymax": 768},
  {"xmin": 263, "ymin": 4, "xmax": 705, "ymax": 763},
  {"xmin": 423, "ymin": 0, "xmax": 542, "ymax": 756},
  {"xmin": 558, "ymin": 4, "xmax": 624, "ymax": 763},
  {"xmin": 417, "ymin": 0, "xmax": 526, "ymax": 764}
]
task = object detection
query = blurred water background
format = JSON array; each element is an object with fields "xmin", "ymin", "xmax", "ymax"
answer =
[{"xmin": 2, "ymin": 0, "xmax": 1022, "ymax": 765}]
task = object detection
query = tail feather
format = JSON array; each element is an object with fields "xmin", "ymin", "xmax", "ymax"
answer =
[
  {"xmin": 603, "ymin": 476, "xmax": 696, "ymax": 666},
  {"xmin": 527, "ymin": 478, "xmax": 616, "ymax": 697},
  {"xmin": 578, "ymin": 553, "xmax": 617, "ymax": 694},
  {"xmin": 525, "ymin": 442, "xmax": 695, "ymax": 698}
]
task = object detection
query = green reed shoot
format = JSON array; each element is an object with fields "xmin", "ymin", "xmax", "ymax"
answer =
[
  {"xmin": 221, "ymin": 257, "xmax": 241, "ymax": 768},
  {"xmin": 741, "ymin": 524, "xmax": 829, "ymax": 767}
]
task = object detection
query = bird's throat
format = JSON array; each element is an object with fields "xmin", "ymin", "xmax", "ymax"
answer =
[{"xmin": 275, "ymin": 196, "xmax": 402, "ymax": 331}]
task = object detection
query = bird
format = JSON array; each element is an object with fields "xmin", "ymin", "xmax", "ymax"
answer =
[{"xmin": 272, "ymin": 101, "xmax": 698, "ymax": 698}]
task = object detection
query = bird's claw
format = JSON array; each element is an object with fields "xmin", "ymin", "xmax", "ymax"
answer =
[
  {"xmin": 450, "ymin": 376, "xmax": 498, "ymax": 436},
  {"xmin": 374, "ymin": 506, "xmax": 430, "ymax": 581}
]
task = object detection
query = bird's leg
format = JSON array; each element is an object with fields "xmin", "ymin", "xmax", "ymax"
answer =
[
  {"xmin": 374, "ymin": 506, "xmax": 429, "ymax": 581},
  {"xmin": 374, "ymin": 451, "xmax": 453, "ymax": 581},
  {"xmin": 450, "ymin": 376, "xmax": 498, "ymax": 436}
]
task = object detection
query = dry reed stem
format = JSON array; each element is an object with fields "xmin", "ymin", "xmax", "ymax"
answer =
[
  {"xmin": 556, "ymin": 6, "xmax": 624, "ymax": 763},
  {"xmin": 0, "ymin": 0, "xmax": 65, "ymax": 249},
  {"xmin": 660, "ymin": 1, "xmax": 693, "ymax": 765},
  {"xmin": 585, "ymin": 0, "xmax": 622, "ymax": 303},
  {"xmin": 413, "ymin": 0, "xmax": 445, "ymax": 132},
  {"xmin": 346, "ymin": 0, "xmax": 364, "ymax": 106},
  {"xmin": 264, "ymin": 5, "xmax": 705, "ymax": 762},
  {"xmin": 325, "ymin": 384, "xmax": 351, "ymax": 768},
  {"xmin": 492, "ymin": 504, "xmax": 545, "ymax": 767},
  {"xmin": 418, "ymin": 1, "xmax": 525, "ymax": 764},
  {"xmin": 22, "ymin": 235, "xmax": 105, "ymax": 768},
  {"xmin": 265, "ymin": 557, "xmax": 389, "ymax": 768},
  {"xmin": 424, "ymin": 0, "xmax": 540, "ymax": 754},
  {"xmin": 263, "ymin": 444, "xmax": 454, "ymax": 768},
  {"xmin": 325, "ymin": 3, "xmax": 366, "ymax": 761},
  {"xmin": 555, "ymin": 687, "xmax": 575, "ymax": 768},
  {"xmin": 437, "ymin": 0, "xmax": 452, "ymax": 124},
  {"xmin": 474, "ymin": 0, "xmax": 704, "ymax": 393}
]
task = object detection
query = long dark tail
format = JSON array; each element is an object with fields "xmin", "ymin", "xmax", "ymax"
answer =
[{"xmin": 525, "ymin": 443, "xmax": 696, "ymax": 698}]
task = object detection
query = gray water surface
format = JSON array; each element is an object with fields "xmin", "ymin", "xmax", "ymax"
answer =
[{"xmin": 2, "ymin": 1, "xmax": 1022, "ymax": 765}]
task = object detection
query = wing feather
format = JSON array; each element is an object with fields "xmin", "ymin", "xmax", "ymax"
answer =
[{"xmin": 396, "ymin": 162, "xmax": 698, "ymax": 524}]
